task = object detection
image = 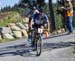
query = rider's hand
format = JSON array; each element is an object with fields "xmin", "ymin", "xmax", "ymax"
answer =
[
  {"xmin": 31, "ymin": 27, "xmax": 34, "ymax": 30},
  {"xmin": 41, "ymin": 26, "xmax": 44, "ymax": 29},
  {"xmin": 44, "ymin": 23, "xmax": 48, "ymax": 28},
  {"xmin": 61, "ymin": 6, "xmax": 64, "ymax": 9}
]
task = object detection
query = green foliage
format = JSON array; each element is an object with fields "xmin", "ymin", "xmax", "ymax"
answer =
[
  {"xmin": 0, "ymin": 39, "xmax": 15, "ymax": 43},
  {"xmin": 0, "ymin": 11, "xmax": 22, "ymax": 26},
  {"xmin": 0, "ymin": 36, "xmax": 21, "ymax": 43},
  {"xmin": 52, "ymin": 4, "xmax": 63, "ymax": 30},
  {"xmin": 73, "ymin": 17, "xmax": 75, "ymax": 27},
  {"xmin": 43, "ymin": 4, "xmax": 49, "ymax": 15},
  {"xmin": 55, "ymin": 14, "xmax": 63, "ymax": 30},
  {"xmin": 21, "ymin": 0, "xmax": 29, "ymax": 3}
]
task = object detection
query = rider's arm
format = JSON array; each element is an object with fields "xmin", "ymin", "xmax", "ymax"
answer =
[
  {"xmin": 45, "ymin": 15, "xmax": 48, "ymax": 23},
  {"xmin": 29, "ymin": 18, "xmax": 34, "ymax": 29},
  {"xmin": 43, "ymin": 15, "xmax": 49, "ymax": 26}
]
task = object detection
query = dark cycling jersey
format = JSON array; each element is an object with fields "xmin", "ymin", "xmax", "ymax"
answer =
[
  {"xmin": 40, "ymin": 13, "xmax": 48, "ymax": 24},
  {"xmin": 32, "ymin": 13, "xmax": 48, "ymax": 28},
  {"xmin": 32, "ymin": 13, "xmax": 43, "ymax": 28}
]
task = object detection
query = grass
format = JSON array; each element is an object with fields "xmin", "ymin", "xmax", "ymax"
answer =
[
  {"xmin": 0, "ymin": 39, "xmax": 16, "ymax": 43},
  {"xmin": 0, "ymin": 11, "xmax": 22, "ymax": 26}
]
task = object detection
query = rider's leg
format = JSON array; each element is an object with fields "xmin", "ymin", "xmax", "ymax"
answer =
[
  {"xmin": 31, "ymin": 30, "xmax": 36, "ymax": 48},
  {"xmin": 28, "ymin": 31, "xmax": 32, "ymax": 43},
  {"xmin": 31, "ymin": 33, "xmax": 37, "ymax": 51}
]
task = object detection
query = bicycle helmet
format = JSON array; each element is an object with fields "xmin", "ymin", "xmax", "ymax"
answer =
[
  {"xmin": 34, "ymin": 9, "xmax": 39, "ymax": 14},
  {"xmin": 66, "ymin": 0, "xmax": 71, "ymax": 2}
]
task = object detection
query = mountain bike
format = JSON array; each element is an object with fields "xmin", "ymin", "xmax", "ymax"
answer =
[{"xmin": 31, "ymin": 28, "xmax": 43, "ymax": 56}]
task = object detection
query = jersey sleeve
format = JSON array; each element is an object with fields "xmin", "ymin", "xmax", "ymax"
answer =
[{"xmin": 44, "ymin": 15, "xmax": 48, "ymax": 22}]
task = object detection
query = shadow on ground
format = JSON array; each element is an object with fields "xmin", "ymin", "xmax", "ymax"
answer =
[
  {"xmin": 43, "ymin": 33, "xmax": 75, "ymax": 39},
  {"xmin": 0, "ymin": 41, "xmax": 75, "ymax": 57}
]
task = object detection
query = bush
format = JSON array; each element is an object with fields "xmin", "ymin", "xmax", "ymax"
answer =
[
  {"xmin": 0, "ymin": 12, "xmax": 22, "ymax": 26},
  {"xmin": 73, "ymin": 17, "xmax": 75, "ymax": 28},
  {"xmin": 55, "ymin": 14, "xmax": 63, "ymax": 30}
]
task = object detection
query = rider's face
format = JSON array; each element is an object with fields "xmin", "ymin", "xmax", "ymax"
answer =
[
  {"xmin": 39, "ymin": 13, "xmax": 42, "ymax": 18},
  {"xmin": 40, "ymin": 12, "xmax": 42, "ymax": 15}
]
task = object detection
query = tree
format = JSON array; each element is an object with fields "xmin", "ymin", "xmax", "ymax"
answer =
[
  {"xmin": 19, "ymin": 0, "xmax": 30, "ymax": 8},
  {"xmin": 37, "ymin": 0, "xmax": 44, "ymax": 5},
  {"xmin": 49, "ymin": 0, "xmax": 56, "ymax": 32},
  {"xmin": 37, "ymin": 0, "xmax": 45, "ymax": 8},
  {"xmin": 19, "ymin": 0, "xmax": 45, "ymax": 9}
]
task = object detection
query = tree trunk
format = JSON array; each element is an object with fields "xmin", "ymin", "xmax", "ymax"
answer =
[{"xmin": 49, "ymin": 0, "xmax": 56, "ymax": 32}]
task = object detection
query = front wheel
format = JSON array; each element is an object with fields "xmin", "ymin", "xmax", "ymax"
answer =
[{"xmin": 36, "ymin": 38, "xmax": 42, "ymax": 56}]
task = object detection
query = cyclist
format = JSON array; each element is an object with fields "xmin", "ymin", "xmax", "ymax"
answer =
[
  {"xmin": 28, "ymin": 7, "xmax": 39, "ymax": 31},
  {"xmin": 28, "ymin": 8, "xmax": 48, "ymax": 48},
  {"xmin": 38, "ymin": 8, "xmax": 48, "ymax": 28},
  {"xmin": 28, "ymin": 7, "xmax": 40, "ymax": 43}
]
